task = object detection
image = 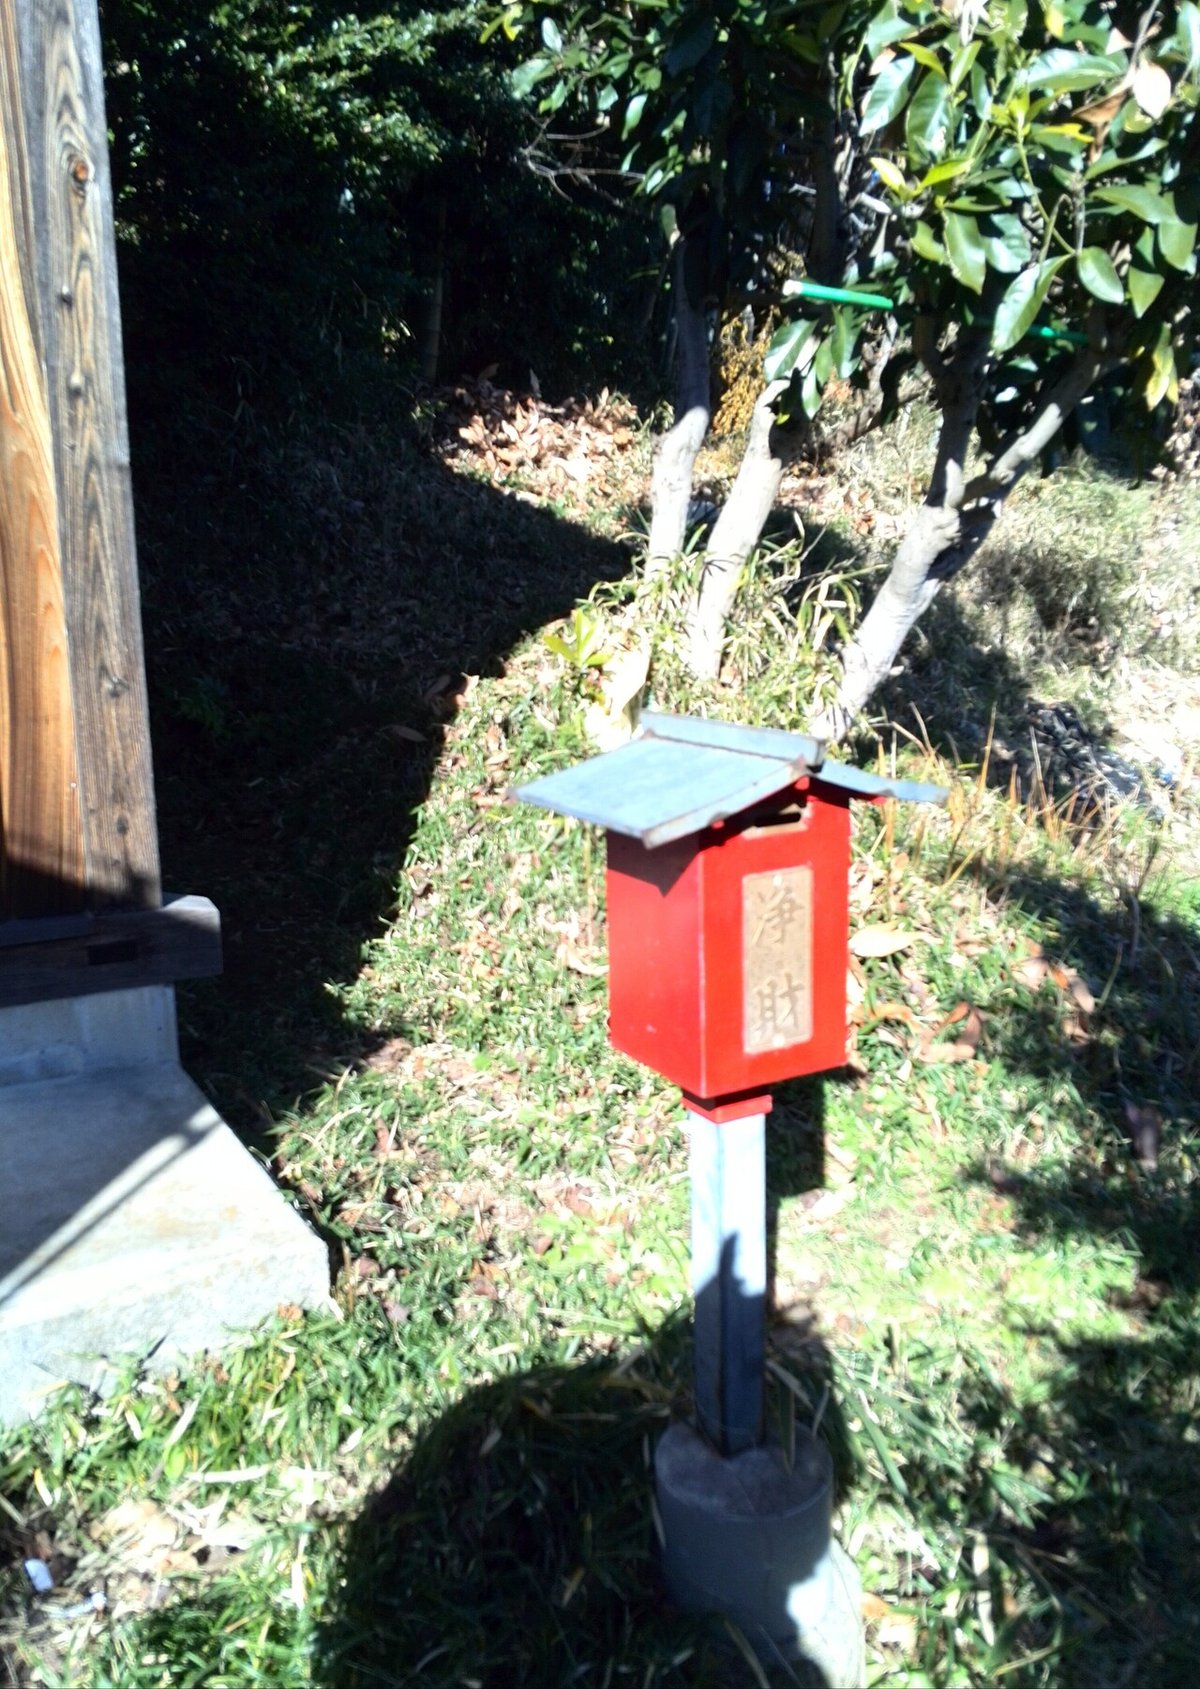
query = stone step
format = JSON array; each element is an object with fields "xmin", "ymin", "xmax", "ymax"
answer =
[{"xmin": 0, "ymin": 1061, "xmax": 331, "ymax": 1423}]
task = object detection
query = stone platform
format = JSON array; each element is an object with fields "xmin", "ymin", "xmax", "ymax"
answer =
[{"xmin": 0, "ymin": 988, "xmax": 330, "ymax": 1423}]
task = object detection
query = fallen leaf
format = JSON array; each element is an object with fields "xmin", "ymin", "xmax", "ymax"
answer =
[
  {"xmin": 801, "ymin": 1187, "xmax": 852, "ymax": 1221},
  {"xmin": 1132, "ymin": 58, "xmax": 1172, "ymax": 119},
  {"xmin": 961, "ymin": 1006, "xmax": 985, "ymax": 1049},
  {"xmin": 850, "ymin": 925, "xmax": 916, "ymax": 959},
  {"xmin": 866, "ymin": 1599, "xmax": 918, "ymax": 1649},
  {"xmin": 94, "ymin": 1501, "xmax": 183, "ymax": 1580},
  {"xmin": 1014, "ymin": 956, "xmax": 1051, "ymax": 990},
  {"xmin": 559, "ymin": 941, "xmax": 608, "ymax": 977},
  {"xmin": 423, "ymin": 674, "xmax": 453, "ymax": 705},
  {"xmin": 931, "ymin": 1003, "xmax": 985, "ymax": 1050},
  {"xmin": 921, "ymin": 1041, "xmax": 978, "ymax": 1064},
  {"xmin": 863, "ymin": 1002, "xmax": 920, "ymax": 1030}
]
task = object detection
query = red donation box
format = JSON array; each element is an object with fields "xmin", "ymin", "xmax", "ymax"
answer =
[{"xmin": 515, "ymin": 714, "xmax": 946, "ymax": 1116}]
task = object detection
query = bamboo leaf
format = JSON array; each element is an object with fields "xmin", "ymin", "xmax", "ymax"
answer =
[
  {"xmin": 1145, "ymin": 323, "xmax": 1177, "ymax": 408},
  {"xmin": 1020, "ymin": 49, "xmax": 1123, "ymax": 93},
  {"xmin": 861, "ymin": 55, "xmax": 915, "ymax": 134},
  {"xmin": 871, "ymin": 155, "xmax": 909, "ymax": 194},
  {"xmin": 865, "ymin": 1, "xmax": 914, "ymax": 59},
  {"xmin": 906, "ymin": 71, "xmax": 953, "ymax": 158},
  {"xmin": 945, "ymin": 211, "xmax": 986, "ymax": 293},
  {"xmin": 665, "ymin": 16, "xmax": 717, "ymax": 76},
  {"xmin": 901, "ymin": 42, "xmax": 945, "ymax": 76},
  {"xmin": 1179, "ymin": 1, "xmax": 1200, "ymax": 76},
  {"xmin": 911, "ymin": 219, "xmax": 947, "ymax": 264},
  {"xmin": 763, "ymin": 317, "xmax": 817, "ymax": 382},
  {"xmin": 622, "ymin": 92, "xmax": 647, "ymax": 138},
  {"xmin": 920, "ymin": 157, "xmax": 971, "ymax": 189},
  {"xmin": 1076, "ymin": 246, "xmax": 1124, "ymax": 302},
  {"xmin": 1131, "ymin": 58, "xmax": 1172, "ymax": 118},
  {"xmin": 1159, "ymin": 214, "xmax": 1197, "ymax": 270},
  {"xmin": 980, "ymin": 212, "xmax": 1030, "ymax": 273},
  {"xmin": 992, "ymin": 259, "xmax": 1064, "ymax": 352},
  {"xmin": 1127, "ymin": 263, "xmax": 1164, "ymax": 317},
  {"xmin": 1093, "ymin": 183, "xmax": 1170, "ymax": 223}
]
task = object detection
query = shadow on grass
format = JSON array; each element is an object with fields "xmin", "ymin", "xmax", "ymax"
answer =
[
  {"xmin": 300, "ymin": 1081, "xmax": 852, "ymax": 1688},
  {"xmin": 948, "ymin": 857, "xmax": 1200, "ymax": 1682},
  {"xmin": 312, "ymin": 1319, "xmax": 847, "ymax": 1689},
  {"xmin": 137, "ymin": 422, "xmax": 635, "ymax": 1139},
  {"xmin": 878, "ymin": 583, "xmax": 1174, "ymax": 819}
]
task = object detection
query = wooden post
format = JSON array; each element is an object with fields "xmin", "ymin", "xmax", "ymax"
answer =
[
  {"xmin": 0, "ymin": 5, "xmax": 84, "ymax": 918},
  {"xmin": 0, "ymin": 0, "xmax": 219, "ymax": 999},
  {"xmin": 1, "ymin": 0, "xmax": 159, "ymax": 918}
]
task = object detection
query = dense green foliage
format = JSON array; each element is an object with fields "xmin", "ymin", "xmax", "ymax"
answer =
[
  {"xmin": 99, "ymin": 0, "xmax": 658, "ymax": 423},
  {"xmin": 509, "ymin": 0, "xmax": 1198, "ymax": 447}
]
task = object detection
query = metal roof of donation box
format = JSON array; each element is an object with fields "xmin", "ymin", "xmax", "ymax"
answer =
[{"xmin": 513, "ymin": 712, "xmax": 948, "ymax": 849}]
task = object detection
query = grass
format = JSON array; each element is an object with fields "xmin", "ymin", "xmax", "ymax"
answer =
[{"xmin": 2, "ymin": 397, "xmax": 1199, "ymax": 1688}]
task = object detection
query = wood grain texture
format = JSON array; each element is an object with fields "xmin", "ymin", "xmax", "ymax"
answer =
[
  {"xmin": 0, "ymin": 893, "xmax": 221, "ymax": 1008},
  {"xmin": 15, "ymin": 0, "xmax": 160, "ymax": 909},
  {"xmin": 0, "ymin": 5, "xmax": 84, "ymax": 919}
]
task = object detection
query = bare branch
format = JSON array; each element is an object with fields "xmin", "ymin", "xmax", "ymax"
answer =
[{"xmin": 962, "ymin": 347, "xmax": 1113, "ymax": 506}]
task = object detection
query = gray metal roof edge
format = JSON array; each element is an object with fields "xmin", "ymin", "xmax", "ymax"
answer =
[
  {"xmin": 638, "ymin": 759, "xmax": 809, "ymax": 847},
  {"xmin": 511, "ymin": 740, "xmax": 811, "ymax": 846},
  {"xmin": 813, "ymin": 758, "xmax": 949, "ymax": 805},
  {"xmin": 638, "ymin": 710, "xmax": 825, "ymax": 768},
  {"xmin": 639, "ymin": 713, "xmax": 948, "ymax": 805}
]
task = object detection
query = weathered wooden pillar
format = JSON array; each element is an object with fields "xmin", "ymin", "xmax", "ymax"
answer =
[
  {"xmin": 0, "ymin": 0, "xmax": 221, "ymax": 991},
  {"xmin": 2, "ymin": 0, "xmax": 157, "ymax": 914},
  {"xmin": 0, "ymin": 0, "xmax": 328, "ymax": 1421}
]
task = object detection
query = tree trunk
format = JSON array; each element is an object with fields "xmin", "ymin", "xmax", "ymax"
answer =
[
  {"xmin": 687, "ymin": 379, "xmax": 789, "ymax": 678},
  {"xmin": 811, "ymin": 346, "xmax": 1109, "ymax": 742},
  {"xmin": 419, "ymin": 197, "xmax": 447, "ymax": 385},
  {"xmin": 808, "ymin": 499, "xmax": 961, "ymax": 741},
  {"xmin": 646, "ymin": 239, "xmax": 711, "ymax": 578}
]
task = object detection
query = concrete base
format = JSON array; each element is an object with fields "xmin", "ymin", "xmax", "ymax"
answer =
[
  {"xmin": 655, "ymin": 1421, "xmax": 863, "ymax": 1685},
  {"xmin": 0, "ymin": 988, "xmax": 331, "ymax": 1423}
]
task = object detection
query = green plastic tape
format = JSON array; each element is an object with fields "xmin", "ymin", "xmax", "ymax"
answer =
[
  {"xmin": 789, "ymin": 279, "xmax": 896, "ymax": 310},
  {"xmin": 785, "ymin": 278, "xmax": 1088, "ymax": 348},
  {"xmin": 1027, "ymin": 323, "xmax": 1090, "ymax": 347}
]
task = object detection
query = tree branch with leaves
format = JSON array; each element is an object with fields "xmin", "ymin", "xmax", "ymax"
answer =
[{"xmin": 500, "ymin": 0, "xmax": 1199, "ymax": 739}]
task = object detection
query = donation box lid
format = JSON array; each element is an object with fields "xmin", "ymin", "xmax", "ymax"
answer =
[{"xmin": 513, "ymin": 713, "xmax": 947, "ymax": 849}]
